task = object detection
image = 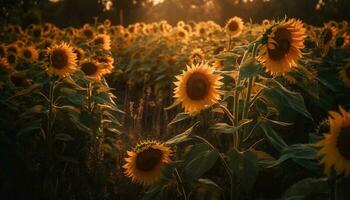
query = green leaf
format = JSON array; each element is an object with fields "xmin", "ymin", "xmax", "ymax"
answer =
[
  {"xmin": 55, "ymin": 133, "xmax": 74, "ymax": 141},
  {"xmin": 227, "ymin": 149, "xmax": 259, "ymax": 192},
  {"xmin": 210, "ymin": 123, "xmax": 235, "ymax": 134},
  {"xmin": 168, "ymin": 112, "xmax": 191, "ymax": 127},
  {"xmin": 284, "ymin": 178, "xmax": 329, "ymax": 199},
  {"xmin": 239, "ymin": 60, "xmax": 263, "ymax": 78},
  {"xmin": 337, "ymin": 177, "xmax": 350, "ymax": 200},
  {"xmin": 269, "ymin": 144, "xmax": 319, "ymax": 170},
  {"xmin": 165, "ymin": 122, "xmax": 198, "ymax": 145},
  {"xmin": 260, "ymin": 80, "xmax": 313, "ymax": 120},
  {"xmin": 16, "ymin": 119, "xmax": 42, "ymax": 137},
  {"xmin": 184, "ymin": 149, "xmax": 219, "ymax": 181},
  {"xmin": 260, "ymin": 123, "xmax": 287, "ymax": 152},
  {"xmin": 197, "ymin": 178, "xmax": 223, "ymax": 192}
]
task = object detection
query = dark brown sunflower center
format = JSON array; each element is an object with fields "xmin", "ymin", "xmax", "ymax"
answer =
[
  {"xmin": 33, "ymin": 29, "xmax": 41, "ymax": 38},
  {"xmin": 336, "ymin": 125, "xmax": 350, "ymax": 160},
  {"xmin": 267, "ymin": 28, "xmax": 292, "ymax": 60},
  {"xmin": 51, "ymin": 50, "xmax": 69, "ymax": 69},
  {"xmin": 178, "ymin": 31, "xmax": 185, "ymax": 37},
  {"xmin": 81, "ymin": 62, "xmax": 98, "ymax": 76},
  {"xmin": 186, "ymin": 72, "xmax": 210, "ymax": 100},
  {"xmin": 346, "ymin": 67, "xmax": 350, "ymax": 79},
  {"xmin": 7, "ymin": 54, "xmax": 16, "ymax": 64},
  {"xmin": 23, "ymin": 50, "xmax": 32, "ymax": 59},
  {"xmin": 323, "ymin": 29, "xmax": 333, "ymax": 44},
  {"xmin": 0, "ymin": 47, "xmax": 5, "ymax": 57},
  {"xmin": 199, "ymin": 28, "xmax": 205, "ymax": 34},
  {"xmin": 83, "ymin": 29, "xmax": 94, "ymax": 38},
  {"xmin": 94, "ymin": 37, "xmax": 104, "ymax": 45},
  {"xmin": 135, "ymin": 147, "xmax": 163, "ymax": 171},
  {"xmin": 336, "ymin": 37, "xmax": 345, "ymax": 47},
  {"xmin": 228, "ymin": 21, "xmax": 239, "ymax": 32}
]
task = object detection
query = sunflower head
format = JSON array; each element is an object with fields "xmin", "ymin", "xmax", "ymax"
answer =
[
  {"xmin": 93, "ymin": 34, "xmax": 111, "ymax": 51},
  {"xmin": 21, "ymin": 46, "xmax": 39, "ymax": 61},
  {"xmin": 189, "ymin": 48, "xmax": 205, "ymax": 63},
  {"xmin": 7, "ymin": 53, "xmax": 17, "ymax": 66},
  {"xmin": 334, "ymin": 33, "xmax": 350, "ymax": 49},
  {"xmin": 81, "ymin": 28, "xmax": 95, "ymax": 39},
  {"xmin": 225, "ymin": 17, "xmax": 244, "ymax": 37},
  {"xmin": 262, "ymin": 19, "xmax": 270, "ymax": 26},
  {"xmin": 95, "ymin": 55, "xmax": 114, "ymax": 74},
  {"xmin": 174, "ymin": 62, "xmax": 223, "ymax": 114},
  {"xmin": 104, "ymin": 19, "xmax": 111, "ymax": 27},
  {"xmin": 80, "ymin": 60, "xmax": 104, "ymax": 79},
  {"xmin": 176, "ymin": 28, "xmax": 188, "ymax": 40},
  {"xmin": 123, "ymin": 140, "xmax": 172, "ymax": 186},
  {"xmin": 316, "ymin": 106, "xmax": 350, "ymax": 176},
  {"xmin": 258, "ymin": 18, "xmax": 306, "ymax": 75},
  {"xmin": 320, "ymin": 26, "xmax": 337, "ymax": 46},
  {"xmin": 7, "ymin": 44, "xmax": 19, "ymax": 55},
  {"xmin": 0, "ymin": 58, "xmax": 13, "ymax": 73},
  {"xmin": 46, "ymin": 43, "xmax": 77, "ymax": 78}
]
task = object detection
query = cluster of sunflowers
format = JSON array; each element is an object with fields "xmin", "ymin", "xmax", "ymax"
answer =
[{"xmin": 1, "ymin": 16, "xmax": 350, "ymax": 199}]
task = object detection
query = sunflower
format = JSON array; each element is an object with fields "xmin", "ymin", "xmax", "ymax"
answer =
[
  {"xmin": 6, "ymin": 44, "xmax": 19, "ymax": 55},
  {"xmin": 123, "ymin": 140, "xmax": 172, "ymax": 186},
  {"xmin": 80, "ymin": 60, "xmax": 104, "ymax": 79},
  {"xmin": 319, "ymin": 26, "xmax": 337, "ymax": 51},
  {"xmin": 0, "ymin": 58, "xmax": 13, "ymax": 73},
  {"xmin": 95, "ymin": 55, "xmax": 114, "ymax": 74},
  {"xmin": 46, "ymin": 43, "xmax": 77, "ymax": 78},
  {"xmin": 21, "ymin": 46, "xmax": 39, "ymax": 61},
  {"xmin": 316, "ymin": 106, "xmax": 350, "ymax": 176},
  {"xmin": 225, "ymin": 17, "xmax": 244, "ymax": 37},
  {"xmin": 93, "ymin": 34, "xmax": 111, "ymax": 51},
  {"xmin": 81, "ymin": 28, "xmax": 95, "ymax": 39},
  {"xmin": 334, "ymin": 33, "xmax": 350, "ymax": 49},
  {"xmin": 97, "ymin": 25, "xmax": 106, "ymax": 34},
  {"xmin": 176, "ymin": 28, "xmax": 188, "ymax": 40},
  {"xmin": 104, "ymin": 19, "xmax": 111, "ymax": 27},
  {"xmin": 174, "ymin": 62, "xmax": 223, "ymax": 114},
  {"xmin": 73, "ymin": 48, "xmax": 85, "ymax": 62},
  {"xmin": 258, "ymin": 19, "xmax": 306, "ymax": 75},
  {"xmin": 7, "ymin": 53, "xmax": 17, "ymax": 66},
  {"xmin": 189, "ymin": 48, "xmax": 205, "ymax": 63},
  {"xmin": 32, "ymin": 26, "xmax": 42, "ymax": 39},
  {"xmin": 339, "ymin": 65, "xmax": 350, "ymax": 88},
  {"xmin": 177, "ymin": 21, "xmax": 185, "ymax": 28},
  {"xmin": 0, "ymin": 44, "xmax": 6, "ymax": 58},
  {"xmin": 262, "ymin": 19, "xmax": 270, "ymax": 26}
]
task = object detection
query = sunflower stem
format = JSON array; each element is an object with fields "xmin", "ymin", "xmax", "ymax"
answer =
[
  {"xmin": 87, "ymin": 82, "xmax": 93, "ymax": 112},
  {"xmin": 193, "ymin": 135, "xmax": 234, "ymax": 200},
  {"xmin": 174, "ymin": 168, "xmax": 187, "ymax": 200}
]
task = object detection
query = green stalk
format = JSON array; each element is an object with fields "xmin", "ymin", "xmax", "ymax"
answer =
[
  {"xmin": 193, "ymin": 135, "xmax": 234, "ymax": 200},
  {"xmin": 174, "ymin": 168, "xmax": 187, "ymax": 200}
]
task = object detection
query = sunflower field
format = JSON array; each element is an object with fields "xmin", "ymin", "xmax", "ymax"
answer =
[{"xmin": 1, "ymin": 1, "xmax": 350, "ymax": 199}]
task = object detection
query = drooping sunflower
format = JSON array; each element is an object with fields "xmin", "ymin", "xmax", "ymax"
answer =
[
  {"xmin": 80, "ymin": 60, "xmax": 104, "ymax": 79},
  {"xmin": 104, "ymin": 19, "xmax": 111, "ymax": 28},
  {"xmin": 316, "ymin": 106, "xmax": 350, "ymax": 176},
  {"xmin": 319, "ymin": 26, "xmax": 337, "ymax": 54},
  {"xmin": 95, "ymin": 55, "xmax": 114, "ymax": 74},
  {"xmin": 258, "ymin": 19, "xmax": 306, "ymax": 75},
  {"xmin": 174, "ymin": 62, "xmax": 223, "ymax": 114},
  {"xmin": 81, "ymin": 27, "xmax": 95, "ymax": 39},
  {"xmin": 93, "ymin": 34, "xmax": 111, "ymax": 51},
  {"xmin": 123, "ymin": 140, "xmax": 172, "ymax": 186},
  {"xmin": 225, "ymin": 16, "xmax": 244, "ymax": 37},
  {"xmin": 46, "ymin": 43, "xmax": 77, "ymax": 78},
  {"xmin": 339, "ymin": 64, "xmax": 350, "ymax": 88},
  {"xmin": 21, "ymin": 46, "xmax": 39, "ymax": 61}
]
